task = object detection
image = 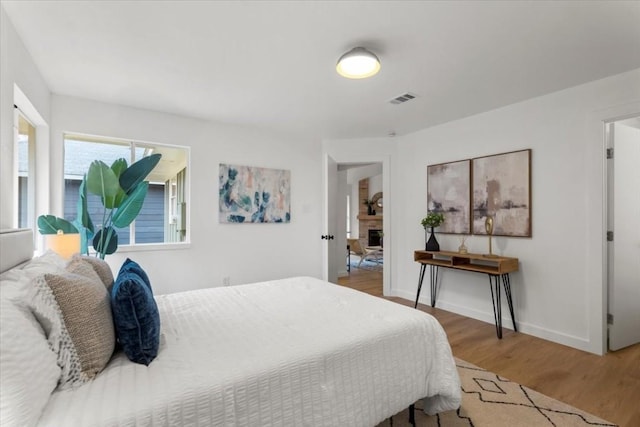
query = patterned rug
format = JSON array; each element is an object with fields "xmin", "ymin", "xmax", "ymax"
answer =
[
  {"xmin": 377, "ymin": 358, "xmax": 616, "ymax": 427},
  {"xmin": 348, "ymin": 257, "xmax": 383, "ymax": 272}
]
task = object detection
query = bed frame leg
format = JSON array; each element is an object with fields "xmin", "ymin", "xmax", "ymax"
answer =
[{"xmin": 409, "ymin": 403, "xmax": 415, "ymax": 426}]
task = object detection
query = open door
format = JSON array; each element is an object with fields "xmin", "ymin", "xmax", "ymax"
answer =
[
  {"xmin": 323, "ymin": 154, "xmax": 339, "ymax": 284},
  {"xmin": 608, "ymin": 120, "xmax": 640, "ymax": 351}
]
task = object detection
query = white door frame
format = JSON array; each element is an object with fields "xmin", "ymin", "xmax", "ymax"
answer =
[
  {"xmin": 607, "ymin": 119, "xmax": 640, "ymax": 350},
  {"xmin": 322, "ymin": 153, "xmax": 339, "ymax": 284},
  {"xmin": 322, "ymin": 151, "xmax": 391, "ymax": 296},
  {"xmin": 587, "ymin": 100, "xmax": 640, "ymax": 355}
]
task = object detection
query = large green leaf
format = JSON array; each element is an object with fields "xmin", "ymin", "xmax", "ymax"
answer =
[
  {"xmin": 87, "ymin": 160, "xmax": 121, "ymax": 205},
  {"xmin": 111, "ymin": 158, "xmax": 128, "ymax": 178},
  {"xmin": 107, "ymin": 188, "xmax": 127, "ymax": 209},
  {"xmin": 72, "ymin": 219, "xmax": 94, "ymax": 255},
  {"xmin": 93, "ymin": 227, "xmax": 118, "ymax": 257},
  {"xmin": 77, "ymin": 176, "xmax": 94, "ymax": 233},
  {"xmin": 119, "ymin": 153, "xmax": 161, "ymax": 195},
  {"xmin": 37, "ymin": 215, "xmax": 79, "ymax": 235},
  {"xmin": 76, "ymin": 175, "xmax": 95, "ymax": 255},
  {"xmin": 112, "ymin": 182, "xmax": 149, "ymax": 228}
]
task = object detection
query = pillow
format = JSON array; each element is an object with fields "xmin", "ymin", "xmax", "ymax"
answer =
[
  {"xmin": 118, "ymin": 258, "xmax": 152, "ymax": 290},
  {"xmin": 24, "ymin": 250, "xmax": 68, "ymax": 271},
  {"xmin": 0, "ymin": 250, "xmax": 67, "ymax": 285},
  {"xmin": 0, "ymin": 250, "xmax": 68, "ymax": 307},
  {"xmin": 111, "ymin": 271, "xmax": 160, "ymax": 365},
  {"xmin": 32, "ymin": 259, "xmax": 116, "ymax": 388},
  {"xmin": 71, "ymin": 254, "xmax": 114, "ymax": 291},
  {"xmin": 0, "ymin": 298, "xmax": 61, "ymax": 427}
]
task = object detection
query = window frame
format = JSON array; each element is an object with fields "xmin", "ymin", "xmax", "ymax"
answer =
[
  {"xmin": 62, "ymin": 132, "xmax": 191, "ymax": 252},
  {"xmin": 15, "ymin": 109, "xmax": 37, "ymax": 230}
]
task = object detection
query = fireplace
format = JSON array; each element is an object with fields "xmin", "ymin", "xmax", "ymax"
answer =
[{"xmin": 368, "ymin": 229, "xmax": 382, "ymax": 246}]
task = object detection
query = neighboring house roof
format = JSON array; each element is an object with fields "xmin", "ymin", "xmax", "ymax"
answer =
[
  {"xmin": 63, "ymin": 139, "xmax": 145, "ymax": 178},
  {"xmin": 20, "ymin": 137, "xmax": 144, "ymax": 177}
]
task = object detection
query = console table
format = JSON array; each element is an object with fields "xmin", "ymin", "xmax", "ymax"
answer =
[{"xmin": 414, "ymin": 250, "xmax": 519, "ymax": 339}]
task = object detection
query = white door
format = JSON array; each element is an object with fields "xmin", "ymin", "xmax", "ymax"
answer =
[
  {"xmin": 608, "ymin": 120, "xmax": 640, "ymax": 351},
  {"xmin": 323, "ymin": 154, "xmax": 339, "ymax": 284}
]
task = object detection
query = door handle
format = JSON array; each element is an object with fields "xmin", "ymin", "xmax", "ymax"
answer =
[{"xmin": 321, "ymin": 235, "xmax": 335, "ymax": 240}]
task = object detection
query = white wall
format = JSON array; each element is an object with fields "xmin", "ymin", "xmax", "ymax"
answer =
[
  {"xmin": 391, "ymin": 69, "xmax": 640, "ymax": 354},
  {"xmin": 48, "ymin": 95, "xmax": 323, "ymax": 295},
  {"xmin": 0, "ymin": 6, "xmax": 51, "ymax": 230},
  {"xmin": 368, "ymin": 174, "xmax": 382, "ymax": 199}
]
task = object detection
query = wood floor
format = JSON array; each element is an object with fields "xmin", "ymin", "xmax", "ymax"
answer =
[{"xmin": 338, "ymin": 268, "xmax": 640, "ymax": 427}]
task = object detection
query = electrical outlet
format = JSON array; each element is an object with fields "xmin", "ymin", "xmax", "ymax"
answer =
[{"xmin": 222, "ymin": 276, "xmax": 231, "ymax": 286}]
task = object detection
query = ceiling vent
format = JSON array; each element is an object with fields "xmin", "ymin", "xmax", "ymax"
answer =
[{"xmin": 389, "ymin": 92, "xmax": 417, "ymax": 105}]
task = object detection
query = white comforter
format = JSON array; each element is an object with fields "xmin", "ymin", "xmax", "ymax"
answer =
[{"xmin": 37, "ymin": 277, "xmax": 460, "ymax": 426}]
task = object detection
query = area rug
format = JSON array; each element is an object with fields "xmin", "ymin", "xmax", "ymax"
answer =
[
  {"xmin": 377, "ymin": 358, "xmax": 616, "ymax": 427},
  {"xmin": 349, "ymin": 257, "xmax": 383, "ymax": 272}
]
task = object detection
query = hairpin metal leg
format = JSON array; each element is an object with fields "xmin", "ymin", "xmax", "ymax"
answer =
[
  {"xmin": 409, "ymin": 403, "xmax": 416, "ymax": 426},
  {"xmin": 430, "ymin": 265, "xmax": 439, "ymax": 307},
  {"xmin": 414, "ymin": 264, "xmax": 427, "ymax": 308},
  {"xmin": 488, "ymin": 274, "xmax": 503, "ymax": 339},
  {"xmin": 501, "ymin": 273, "xmax": 517, "ymax": 332}
]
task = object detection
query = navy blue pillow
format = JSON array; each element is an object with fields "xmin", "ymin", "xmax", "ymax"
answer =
[
  {"xmin": 118, "ymin": 258, "xmax": 152, "ymax": 291},
  {"xmin": 111, "ymin": 271, "xmax": 160, "ymax": 365}
]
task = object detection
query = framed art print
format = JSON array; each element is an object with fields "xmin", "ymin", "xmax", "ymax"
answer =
[
  {"xmin": 472, "ymin": 149, "xmax": 531, "ymax": 237},
  {"xmin": 219, "ymin": 164, "xmax": 291, "ymax": 223},
  {"xmin": 427, "ymin": 159, "xmax": 471, "ymax": 234}
]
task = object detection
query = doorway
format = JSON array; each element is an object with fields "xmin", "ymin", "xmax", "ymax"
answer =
[
  {"xmin": 341, "ymin": 163, "xmax": 384, "ymax": 295},
  {"xmin": 323, "ymin": 153, "xmax": 390, "ymax": 295},
  {"xmin": 606, "ymin": 115, "xmax": 640, "ymax": 351}
]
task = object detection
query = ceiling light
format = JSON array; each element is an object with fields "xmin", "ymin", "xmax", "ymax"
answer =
[{"xmin": 336, "ymin": 47, "xmax": 380, "ymax": 79}]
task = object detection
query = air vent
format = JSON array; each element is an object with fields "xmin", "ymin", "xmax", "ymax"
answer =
[{"xmin": 389, "ymin": 92, "xmax": 417, "ymax": 105}]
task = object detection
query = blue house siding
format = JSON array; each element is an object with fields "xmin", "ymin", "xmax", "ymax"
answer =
[{"xmin": 64, "ymin": 180, "xmax": 165, "ymax": 244}]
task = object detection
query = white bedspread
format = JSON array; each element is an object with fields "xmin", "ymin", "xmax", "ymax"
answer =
[{"xmin": 37, "ymin": 277, "xmax": 460, "ymax": 426}]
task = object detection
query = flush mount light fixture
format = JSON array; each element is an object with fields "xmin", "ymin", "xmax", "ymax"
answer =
[{"xmin": 336, "ymin": 47, "xmax": 381, "ymax": 79}]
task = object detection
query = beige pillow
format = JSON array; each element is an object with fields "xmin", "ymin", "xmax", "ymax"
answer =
[
  {"xmin": 71, "ymin": 254, "xmax": 114, "ymax": 292},
  {"xmin": 39, "ymin": 259, "xmax": 115, "ymax": 387}
]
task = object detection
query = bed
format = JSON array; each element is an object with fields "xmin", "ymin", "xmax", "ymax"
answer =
[{"xmin": 0, "ymin": 229, "xmax": 461, "ymax": 427}]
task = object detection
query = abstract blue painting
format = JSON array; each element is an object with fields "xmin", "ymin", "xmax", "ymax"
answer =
[{"xmin": 219, "ymin": 164, "xmax": 291, "ymax": 223}]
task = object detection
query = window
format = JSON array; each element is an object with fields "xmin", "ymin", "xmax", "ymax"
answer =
[
  {"xmin": 16, "ymin": 111, "xmax": 35, "ymax": 229},
  {"xmin": 63, "ymin": 134, "xmax": 189, "ymax": 246}
]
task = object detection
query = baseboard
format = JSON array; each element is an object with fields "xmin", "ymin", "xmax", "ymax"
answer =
[
  {"xmin": 391, "ymin": 288, "xmax": 593, "ymax": 353},
  {"xmin": 337, "ymin": 269, "xmax": 349, "ymax": 278}
]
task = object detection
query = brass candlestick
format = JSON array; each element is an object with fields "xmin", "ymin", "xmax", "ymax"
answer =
[{"xmin": 485, "ymin": 216, "xmax": 498, "ymax": 258}]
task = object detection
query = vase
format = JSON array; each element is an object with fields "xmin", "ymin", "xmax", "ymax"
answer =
[
  {"xmin": 426, "ymin": 227, "xmax": 440, "ymax": 251},
  {"xmin": 367, "ymin": 205, "xmax": 373, "ymax": 215}
]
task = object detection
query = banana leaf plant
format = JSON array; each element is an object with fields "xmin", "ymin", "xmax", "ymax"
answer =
[
  {"xmin": 37, "ymin": 215, "xmax": 79, "ymax": 235},
  {"xmin": 37, "ymin": 153, "xmax": 161, "ymax": 259}
]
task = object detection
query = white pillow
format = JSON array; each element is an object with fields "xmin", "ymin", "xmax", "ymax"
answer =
[
  {"xmin": 0, "ymin": 298, "xmax": 60, "ymax": 427},
  {"xmin": 0, "ymin": 250, "xmax": 67, "ymax": 296},
  {"xmin": 0, "ymin": 251, "xmax": 66, "ymax": 426},
  {"xmin": 6, "ymin": 250, "xmax": 67, "ymax": 278}
]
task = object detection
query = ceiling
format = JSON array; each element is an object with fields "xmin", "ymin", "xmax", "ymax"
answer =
[{"xmin": 3, "ymin": 1, "xmax": 640, "ymax": 140}]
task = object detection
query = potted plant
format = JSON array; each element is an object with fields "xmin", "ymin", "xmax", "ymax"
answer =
[
  {"xmin": 37, "ymin": 154, "xmax": 162, "ymax": 259},
  {"xmin": 421, "ymin": 212, "xmax": 445, "ymax": 251},
  {"xmin": 363, "ymin": 198, "xmax": 374, "ymax": 215}
]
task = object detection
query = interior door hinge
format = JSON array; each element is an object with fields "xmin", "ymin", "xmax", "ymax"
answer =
[
  {"xmin": 607, "ymin": 231, "xmax": 614, "ymax": 242},
  {"xmin": 606, "ymin": 148, "xmax": 614, "ymax": 159},
  {"xmin": 607, "ymin": 313, "xmax": 614, "ymax": 325}
]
